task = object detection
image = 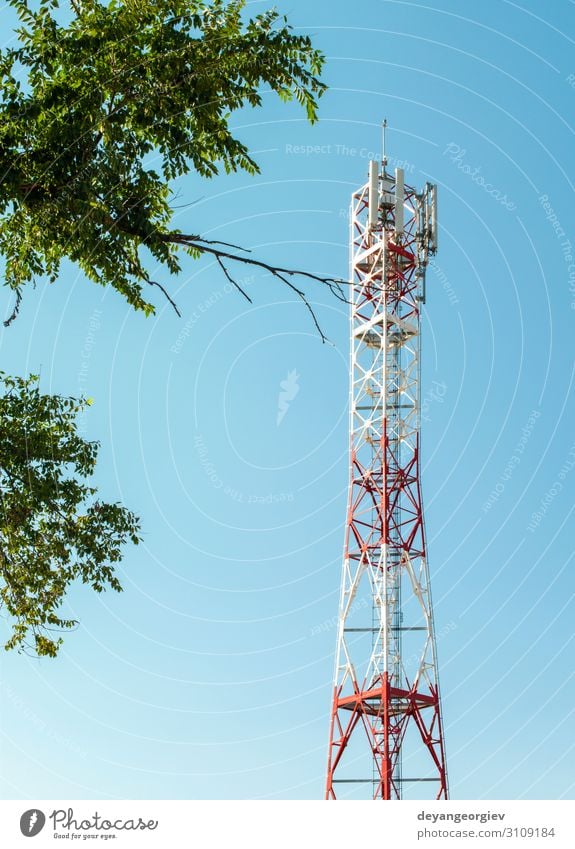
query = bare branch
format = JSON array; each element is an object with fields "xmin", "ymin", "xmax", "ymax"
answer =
[
  {"xmin": 4, "ymin": 289, "xmax": 22, "ymax": 328},
  {"xmin": 165, "ymin": 232, "xmax": 346, "ymax": 291},
  {"xmin": 215, "ymin": 257, "xmax": 253, "ymax": 302},
  {"xmin": 185, "ymin": 236, "xmax": 251, "ymax": 253},
  {"xmin": 271, "ymin": 268, "xmax": 330, "ymax": 345},
  {"xmin": 145, "ymin": 277, "xmax": 182, "ymax": 317},
  {"xmin": 156, "ymin": 231, "xmax": 350, "ymax": 343}
]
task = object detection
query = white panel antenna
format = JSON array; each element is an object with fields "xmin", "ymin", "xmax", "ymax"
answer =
[
  {"xmin": 430, "ymin": 184, "xmax": 438, "ymax": 251},
  {"xmin": 368, "ymin": 160, "xmax": 379, "ymax": 228},
  {"xmin": 395, "ymin": 168, "xmax": 404, "ymax": 235}
]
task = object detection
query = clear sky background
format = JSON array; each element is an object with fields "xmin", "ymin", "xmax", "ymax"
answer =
[{"xmin": 0, "ymin": 0, "xmax": 574, "ymax": 801}]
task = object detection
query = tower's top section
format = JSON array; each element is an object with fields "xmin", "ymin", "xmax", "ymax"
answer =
[{"xmin": 366, "ymin": 157, "xmax": 438, "ymax": 267}]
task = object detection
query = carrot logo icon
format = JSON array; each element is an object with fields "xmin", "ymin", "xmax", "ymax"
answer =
[
  {"xmin": 277, "ymin": 369, "xmax": 300, "ymax": 426},
  {"xmin": 20, "ymin": 809, "xmax": 46, "ymax": 837}
]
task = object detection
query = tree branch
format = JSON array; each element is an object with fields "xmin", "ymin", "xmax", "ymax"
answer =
[
  {"xmin": 155, "ymin": 231, "xmax": 350, "ymax": 343},
  {"xmin": 145, "ymin": 277, "xmax": 182, "ymax": 317},
  {"xmin": 4, "ymin": 289, "xmax": 22, "ymax": 328},
  {"xmin": 215, "ymin": 256, "xmax": 253, "ymax": 302}
]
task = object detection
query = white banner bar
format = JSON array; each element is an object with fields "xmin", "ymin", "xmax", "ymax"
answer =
[{"xmin": 1, "ymin": 800, "xmax": 573, "ymax": 848}]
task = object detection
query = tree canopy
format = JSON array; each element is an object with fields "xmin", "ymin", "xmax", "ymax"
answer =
[
  {"xmin": 0, "ymin": 0, "xmax": 338, "ymax": 332},
  {"xmin": 0, "ymin": 373, "xmax": 140, "ymax": 656},
  {"xmin": 0, "ymin": 0, "xmax": 331, "ymax": 657}
]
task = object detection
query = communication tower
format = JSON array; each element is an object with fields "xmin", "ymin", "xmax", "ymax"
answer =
[{"xmin": 325, "ymin": 139, "xmax": 448, "ymax": 800}]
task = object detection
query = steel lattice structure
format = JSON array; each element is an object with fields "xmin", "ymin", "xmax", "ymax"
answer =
[{"xmin": 325, "ymin": 158, "xmax": 448, "ymax": 800}]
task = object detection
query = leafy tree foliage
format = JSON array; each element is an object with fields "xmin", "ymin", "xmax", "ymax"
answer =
[
  {"xmin": 0, "ymin": 373, "xmax": 140, "ymax": 656},
  {"xmin": 0, "ymin": 1, "xmax": 331, "ymax": 657},
  {"xmin": 0, "ymin": 0, "xmax": 332, "ymax": 327}
]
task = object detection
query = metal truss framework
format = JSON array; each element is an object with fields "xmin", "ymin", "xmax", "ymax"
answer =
[{"xmin": 325, "ymin": 162, "xmax": 448, "ymax": 800}]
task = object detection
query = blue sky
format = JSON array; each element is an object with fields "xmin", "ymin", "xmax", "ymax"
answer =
[{"xmin": 1, "ymin": 0, "xmax": 574, "ymax": 800}]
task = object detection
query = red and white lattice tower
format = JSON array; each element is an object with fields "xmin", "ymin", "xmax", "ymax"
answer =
[{"xmin": 325, "ymin": 152, "xmax": 448, "ymax": 800}]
